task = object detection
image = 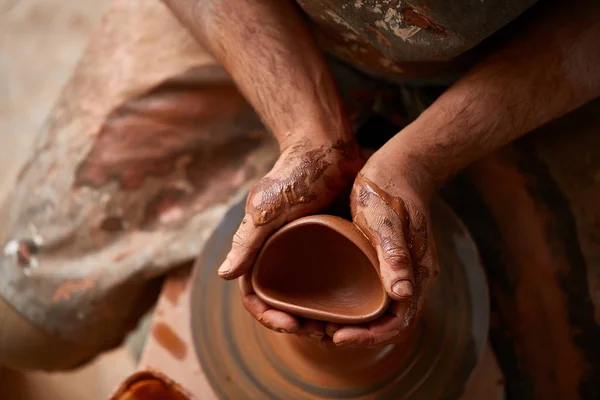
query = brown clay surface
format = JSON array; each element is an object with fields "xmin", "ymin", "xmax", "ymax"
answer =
[
  {"xmin": 252, "ymin": 215, "xmax": 389, "ymax": 324},
  {"xmin": 190, "ymin": 197, "xmax": 489, "ymax": 399}
]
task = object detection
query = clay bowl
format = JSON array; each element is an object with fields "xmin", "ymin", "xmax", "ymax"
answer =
[{"xmin": 251, "ymin": 215, "xmax": 390, "ymax": 324}]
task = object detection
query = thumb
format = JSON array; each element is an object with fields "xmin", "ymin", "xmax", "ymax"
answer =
[
  {"xmin": 375, "ymin": 235, "xmax": 415, "ymax": 302},
  {"xmin": 350, "ymin": 174, "xmax": 416, "ymax": 301},
  {"xmin": 217, "ymin": 214, "xmax": 271, "ymax": 280}
]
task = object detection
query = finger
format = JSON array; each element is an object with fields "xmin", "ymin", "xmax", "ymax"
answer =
[
  {"xmin": 296, "ymin": 319, "xmax": 326, "ymax": 339},
  {"xmin": 375, "ymin": 230, "xmax": 415, "ymax": 301},
  {"xmin": 333, "ymin": 316, "xmax": 403, "ymax": 348},
  {"xmin": 218, "ymin": 214, "xmax": 271, "ymax": 280},
  {"xmin": 332, "ymin": 301, "xmax": 414, "ymax": 348},
  {"xmin": 239, "ymin": 274, "xmax": 300, "ymax": 333}
]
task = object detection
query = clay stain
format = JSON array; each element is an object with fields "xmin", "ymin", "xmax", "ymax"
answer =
[
  {"xmin": 152, "ymin": 322, "xmax": 187, "ymax": 360},
  {"xmin": 401, "ymin": 7, "xmax": 446, "ymax": 33},
  {"xmin": 73, "ymin": 66, "xmax": 265, "ymax": 191},
  {"xmin": 163, "ymin": 275, "xmax": 187, "ymax": 305},
  {"xmin": 52, "ymin": 276, "xmax": 97, "ymax": 302}
]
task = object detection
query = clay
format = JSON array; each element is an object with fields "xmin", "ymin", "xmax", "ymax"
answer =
[
  {"xmin": 252, "ymin": 215, "xmax": 389, "ymax": 324},
  {"xmin": 191, "ymin": 197, "xmax": 490, "ymax": 399}
]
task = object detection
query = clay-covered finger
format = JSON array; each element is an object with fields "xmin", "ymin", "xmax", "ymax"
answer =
[
  {"xmin": 218, "ymin": 214, "xmax": 271, "ymax": 280},
  {"xmin": 332, "ymin": 316, "xmax": 400, "ymax": 348},
  {"xmin": 332, "ymin": 301, "xmax": 414, "ymax": 348},
  {"xmin": 350, "ymin": 175, "xmax": 415, "ymax": 301},
  {"xmin": 374, "ymin": 231, "xmax": 415, "ymax": 301},
  {"xmin": 239, "ymin": 274, "xmax": 300, "ymax": 333},
  {"xmin": 296, "ymin": 319, "xmax": 326, "ymax": 339},
  {"xmin": 325, "ymin": 322, "xmax": 341, "ymax": 337}
]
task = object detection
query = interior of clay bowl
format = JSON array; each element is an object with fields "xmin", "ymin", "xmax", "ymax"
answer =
[{"xmin": 252, "ymin": 216, "xmax": 389, "ymax": 324}]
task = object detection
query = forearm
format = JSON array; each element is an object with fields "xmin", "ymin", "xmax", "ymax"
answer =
[
  {"xmin": 163, "ymin": 0, "xmax": 352, "ymax": 149},
  {"xmin": 379, "ymin": 0, "xmax": 600, "ymax": 192}
]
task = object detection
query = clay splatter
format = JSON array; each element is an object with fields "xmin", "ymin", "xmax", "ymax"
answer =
[{"xmin": 152, "ymin": 322, "xmax": 187, "ymax": 360}]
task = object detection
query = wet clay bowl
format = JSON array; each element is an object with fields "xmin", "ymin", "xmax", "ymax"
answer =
[{"xmin": 251, "ymin": 215, "xmax": 390, "ymax": 324}]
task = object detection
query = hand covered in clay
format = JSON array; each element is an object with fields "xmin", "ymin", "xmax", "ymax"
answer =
[
  {"xmin": 218, "ymin": 138, "xmax": 362, "ymax": 336},
  {"xmin": 326, "ymin": 162, "xmax": 439, "ymax": 348}
]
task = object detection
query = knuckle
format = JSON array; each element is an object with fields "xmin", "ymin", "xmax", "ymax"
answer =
[
  {"xmin": 231, "ymin": 227, "xmax": 262, "ymax": 254},
  {"xmin": 231, "ymin": 231, "xmax": 246, "ymax": 246},
  {"xmin": 232, "ymin": 232, "xmax": 255, "ymax": 250},
  {"xmin": 382, "ymin": 246, "xmax": 411, "ymax": 269}
]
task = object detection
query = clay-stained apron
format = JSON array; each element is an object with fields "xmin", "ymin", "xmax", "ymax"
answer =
[{"xmin": 0, "ymin": 0, "xmax": 278, "ymax": 352}]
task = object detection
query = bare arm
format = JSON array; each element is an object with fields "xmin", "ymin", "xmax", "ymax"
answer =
[
  {"xmin": 163, "ymin": 0, "xmax": 353, "ymax": 149},
  {"xmin": 373, "ymin": 0, "xmax": 600, "ymax": 195}
]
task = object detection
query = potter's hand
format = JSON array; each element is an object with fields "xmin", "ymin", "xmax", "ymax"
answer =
[
  {"xmin": 219, "ymin": 138, "xmax": 362, "ymax": 333},
  {"xmin": 328, "ymin": 167, "xmax": 439, "ymax": 347}
]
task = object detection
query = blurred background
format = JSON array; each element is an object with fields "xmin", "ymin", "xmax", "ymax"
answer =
[
  {"xmin": 0, "ymin": 0, "xmax": 104, "ymax": 201},
  {"xmin": 0, "ymin": 1, "xmax": 138, "ymax": 398}
]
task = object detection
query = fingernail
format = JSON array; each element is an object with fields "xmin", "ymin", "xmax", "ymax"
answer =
[
  {"xmin": 392, "ymin": 280, "xmax": 414, "ymax": 298},
  {"xmin": 276, "ymin": 328, "xmax": 290, "ymax": 334},
  {"xmin": 335, "ymin": 340, "xmax": 348, "ymax": 347},
  {"xmin": 218, "ymin": 259, "xmax": 231, "ymax": 276},
  {"xmin": 309, "ymin": 332, "xmax": 324, "ymax": 339}
]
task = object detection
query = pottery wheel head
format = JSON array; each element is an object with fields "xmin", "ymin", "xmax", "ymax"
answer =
[{"xmin": 190, "ymin": 198, "xmax": 489, "ymax": 399}]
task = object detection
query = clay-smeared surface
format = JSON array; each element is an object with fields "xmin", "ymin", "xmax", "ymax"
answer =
[
  {"xmin": 252, "ymin": 215, "xmax": 388, "ymax": 324},
  {"xmin": 245, "ymin": 139, "xmax": 360, "ymax": 227}
]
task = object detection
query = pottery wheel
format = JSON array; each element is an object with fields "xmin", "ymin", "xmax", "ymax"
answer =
[{"xmin": 190, "ymin": 198, "xmax": 489, "ymax": 399}]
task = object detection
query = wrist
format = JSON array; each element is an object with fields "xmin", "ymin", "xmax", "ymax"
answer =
[
  {"xmin": 378, "ymin": 106, "xmax": 468, "ymax": 192},
  {"xmin": 277, "ymin": 121, "xmax": 354, "ymax": 153},
  {"xmin": 361, "ymin": 133, "xmax": 437, "ymax": 202}
]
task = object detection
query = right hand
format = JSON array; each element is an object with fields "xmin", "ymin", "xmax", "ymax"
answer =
[{"xmin": 218, "ymin": 137, "xmax": 363, "ymax": 335}]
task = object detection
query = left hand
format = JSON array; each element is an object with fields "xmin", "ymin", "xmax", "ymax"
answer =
[
  {"xmin": 219, "ymin": 137, "xmax": 362, "ymax": 338},
  {"xmin": 326, "ymin": 158, "xmax": 439, "ymax": 348}
]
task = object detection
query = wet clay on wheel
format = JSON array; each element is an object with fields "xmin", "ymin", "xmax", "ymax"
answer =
[{"xmin": 252, "ymin": 215, "xmax": 389, "ymax": 324}]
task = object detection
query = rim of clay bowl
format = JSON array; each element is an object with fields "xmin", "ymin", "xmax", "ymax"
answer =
[{"xmin": 251, "ymin": 214, "xmax": 391, "ymax": 324}]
